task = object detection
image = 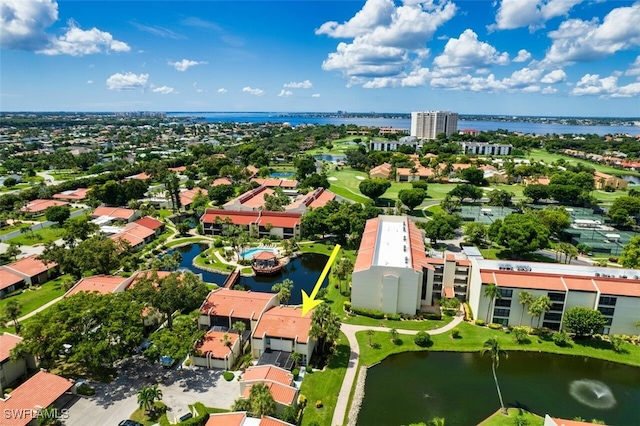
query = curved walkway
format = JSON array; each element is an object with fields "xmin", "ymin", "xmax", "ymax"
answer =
[{"xmin": 331, "ymin": 315, "xmax": 464, "ymax": 426}]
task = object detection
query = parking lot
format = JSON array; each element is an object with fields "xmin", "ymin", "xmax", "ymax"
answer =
[{"xmin": 65, "ymin": 356, "xmax": 238, "ymax": 426}]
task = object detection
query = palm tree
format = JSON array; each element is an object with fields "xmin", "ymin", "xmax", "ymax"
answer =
[
  {"xmin": 290, "ymin": 351, "xmax": 302, "ymax": 369},
  {"xmin": 137, "ymin": 384, "xmax": 163, "ymax": 415},
  {"xmin": 483, "ymin": 283, "xmax": 502, "ymax": 323},
  {"xmin": 232, "ymin": 321, "xmax": 246, "ymax": 350},
  {"xmin": 271, "ymin": 278, "xmax": 293, "ymax": 305},
  {"xmin": 482, "ymin": 337, "xmax": 508, "ymax": 414},
  {"xmin": 366, "ymin": 329, "xmax": 375, "ymax": 347},
  {"xmin": 518, "ymin": 291, "xmax": 533, "ymax": 326},
  {"xmin": 249, "ymin": 383, "xmax": 276, "ymax": 417},
  {"xmin": 533, "ymin": 295, "xmax": 552, "ymax": 328},
  {"xmin": 389, "ymin": 328, "xmax": 399, "ymax": 343}
]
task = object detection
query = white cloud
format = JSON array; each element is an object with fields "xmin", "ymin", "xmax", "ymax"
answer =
[
  {"xmin": 433, "ymin": 29, "xmax": 509, "ymax": 70},
  {"xmin": 278, "ymin": 89, "xmax": 293, "ymax": 97},
  {"xmin": 545, "ymin": 4, "xmax": 640, "ymax": 64},
  {"xmin": 513, "ymin": 49, "xmax": 532, "ymax": 63},
  {"xmin": 0, "ymin": 0, "xmax": 130, "ymax": 55},
  {"xmin": 130, "ymin": 22, "xmax": 184, "ymax": 39},
  {"xmin": 87, "ymin": 80, "xmax": 93, "ymax": 84},
  {"xmin": 169, "ymin": 59, "xmax": 207, "ymax": 72},
  {"xmin": 626, "ymin": 56, "xmax": 640, "ymax": 77},
  {"xmin": 490, "ymin": 0, "xmax": 585, "ymax": 31},
  {"xmin": 38, "ymin": 21, "xmax": 130, "ymax": 56},
  {"xmin": 217, "ymin": 88, "xmax": 228, "ymax": 93},
  {"xmin": 541, "ymin": 69, "xmax": 567, "ymax": 84},
  {"xmin": 430, "ymin": 66, "xmax": 550, "ymax": 93},
  {"xmin": 571, "ymin": 73, "xmax": 640, "ymax": 98},
  {"xmin": 242, "ymin": 86, "xmax": 264, "ymax": 96},
  {"xmin": 106, "ymin": 72, "xmax": 148, "ymax": 91},
  {"xmin": 542, "ymin": 87, "xmax": 558, "ymax": 94},
  {"xmin": 312, "ymin": 93, "xmax": 321, "ymax": 97},
  {"xmin": 152, "ymin": 86, "xmax": 176, "ymax": 95},
  {"xmin": 283, "ymin": 80, "xmax": 313, "ymax": 89},
  {"xmin": 317, "ymin": 0, "xmax": 456, "ymax": 87}
]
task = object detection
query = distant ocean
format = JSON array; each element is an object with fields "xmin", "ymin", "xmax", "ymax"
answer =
[{"xmin": 167, "ymin": 112, "xmax": 640, "ymax": 137}]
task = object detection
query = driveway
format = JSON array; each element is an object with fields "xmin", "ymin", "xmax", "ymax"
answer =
[{"xmin": 65, "ymin": 356, "xmax": 238, "ymax": 426}]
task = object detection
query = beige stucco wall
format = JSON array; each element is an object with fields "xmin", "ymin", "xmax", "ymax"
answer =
[
  {"xmin": 609, "ymin": 296, "xmax": 640, "ymax": 335},
  {"xmin": 352, "ymin": 265, "xmax": 423, "ymax": 314},
  {"xmin": 0, "ymin": 358, "xmax": 27, "ymax": 391}
]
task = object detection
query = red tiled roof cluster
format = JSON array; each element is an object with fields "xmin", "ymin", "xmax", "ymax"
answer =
[
  {"xmin": 19, "ymin": 199, "xmax": 68, "ymax": 214},
  {"xmin": 253, "ymin": 306, "xmax": 312, "ymax": 343},
  {"xmin": 201, "ymin": 209, "xmax": 301, "ymax": 229}
]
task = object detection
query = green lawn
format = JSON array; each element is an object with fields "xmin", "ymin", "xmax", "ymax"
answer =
[
  {"xmin": 0, "ymin": 274, "xmax": 69, "ymax": 318},
  {"xmin": 343, "ymin": 314, "xmax": 454, "ymax": 331},
  {"xmin": 300, "ymin": 332, "xmax": 350, "ymax": 426},
  {"xmin": 129, "ymin": 402, "xmax": 167, "ymax": 426},
  {"xmin": 0, "ymin": 183, "xmax": 31, "ymax": 192},
  {"xmin": 164, "ymin": 237, "xmax": 209, "ymax": 248},
  {"xmin": 478, "ymin": 408, "xmax": 543, "ymax": 426},
  {"xmin": 356, "ymin": 322, "xmax": 640, "ymax": 368},
  {"xmin": 528, "ymin": 148, "xmax": 640, "ymax": 177},
  {"xmin": 479, "ymin": 247, "xmax": 558, "ymax": 263},
  {"xmin": 7, "ymin": 226, "xmax": 64, "ymax": 246}
]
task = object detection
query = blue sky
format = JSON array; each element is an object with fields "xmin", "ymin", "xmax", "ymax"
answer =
[{"xmin": 1, "ymin": 0, "xmax": 639, "ymax": 116}]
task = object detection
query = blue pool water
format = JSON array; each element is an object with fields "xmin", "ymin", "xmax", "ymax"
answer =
[
  {"xmin": 240, "ymin": 247, "xmax": 276, "ymax": 259},
  {"xmin": 269, "ymin": 171, "xmax": 295, "ymax": 178}
]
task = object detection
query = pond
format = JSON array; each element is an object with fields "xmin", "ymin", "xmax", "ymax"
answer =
[
  {"xmin": 357, "ymin": 351, "xmax": 640, "ymax": 426},
  {"xmin": 168, "ymin": 243, "xmax": 329, "ymax": 305},
  {"xmin": 314, "ymin": 154, "xmax": 346, "ymax": 163},
  {"xmin": 621, "ymin": 175, "xmax": 640, "ymax": 185}
]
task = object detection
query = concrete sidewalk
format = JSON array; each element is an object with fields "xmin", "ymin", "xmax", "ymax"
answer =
[{"xmin": 331, "ymin": 315, "xmax": 464, "ymax": 426}]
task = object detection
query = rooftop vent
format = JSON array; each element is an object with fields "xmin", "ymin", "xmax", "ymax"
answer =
[
  {"xmin": 595, "ymin": 272, "xmax": 600, "ymax": 277},
  {"xmin": 403, "ymin": 245, "xmax": 407, "ymax": 252}
]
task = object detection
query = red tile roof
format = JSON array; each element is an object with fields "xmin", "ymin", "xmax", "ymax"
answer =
[
  {"xmin": 205, "ymin": 412, "xmax": 246, "ymax": 426},
  {"xmin": 241, "ymin": 381, "xmax": 297, "ymax": 406},
  {"xmin": 253, "ymin": 306, "xmax": 312, "ymax": 343},
  {"xmin": 196, "ymin": 331, "xmax": 238, "ymax": 359},
  {"xmin": 595, "ymin": 279, "xmax": 640, "ymax": 297},
  {"xmin": 260, "ymin": 417, "xmax": 294, "ymax": 426},
  {"xmin": 135, "ymin": 216, "xmax": 164, "ymax": 231},
  {"xmin": 0, "ymin": 333, "xmax": 22, "ymax": 363},
  {"xmin": 0, "ymin": 269, "xmax": 24, "ymax": 291},
  {"xmin": 126, "ymin": 172, "xmax": 151, "ymax": 180},
  {"xmin": 551, "ymin": 418, "xmax": 602, "ymax": 426},
  {"xmin": 251, "ymin": 178, "xmax": 299, "ymax": 188},
  {"xmin": 243, "ymin": 365, "xmax": 293, "ymax": 386},
  {"xmin": 65, "ymin": 275, "xmax": 131, "ymax": 297},
  {"xmin": 259, "ymin": 212, "xmax": 301, "ymax": 229},
  {"xmin": 212, "ymin": 177, "xmax": 232, "ymax": 186},
  {"xmin": 168, "ymin": 166, "xmax": 187, "ymax": 173},
  {"xmin": 3, "ymin": 255, "xmax": 57, "ymax": 278},
  {"xmin": 225, "ymin": 186, "xmax": 274, "ymax": 209},
  {"xmin": 19, "ymin": 199, "xmax": 68, "ymax": 214},
  {"xmin": 481, "ymin": 271, "xmax": 566, "ymax": 291},
  {"xmin": 109, "ymin": 223, "xmax": 156, "ymax": 247},
  {"xmin": 354, "ymin": 217, "xmax": 378, "ymax": 273},
  {"xmin": 52, "ymin": 188, "xmax": 90, "ymax": 201},
  {"xmin": 92, "ymin": 206, "xmax": 137, "ymax": 220},
  {"xmin": 0, "ymin": 371, "xmax": 74, "ymax": 426},
  {"xmin": 407, "ymin": 219, "xmax": 431, "ymax": 272},
  {"xmin": 180, "ymin": 188, "xmax": 206, "ymax": 206},
  {"xmin": 200, "ymin": 288, "xmax": 276, "ymax": 320},
  {"xmin": 201, "ymin": 209, "xmax": 301, "ymax": 229}
]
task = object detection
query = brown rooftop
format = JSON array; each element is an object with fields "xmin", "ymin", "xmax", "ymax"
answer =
[
  {"xmin": 200, "ymin": 288, "xmax": 276, "ymax": 320},
  {"xmin": 253, "ymin": 306, "xmax": 312, "ymax": 343}
]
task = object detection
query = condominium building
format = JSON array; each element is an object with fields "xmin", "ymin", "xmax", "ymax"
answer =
[
  {"xmin": 350, "ymin": 216, "xmax": 640, "ymax": 334},
  {"xmin": 410, "ymin": 111, "xmax": 458, "ymax": 140},
  {"xmin": 461, "ymin": 141, "xmax": 513, "ymax": 156}
]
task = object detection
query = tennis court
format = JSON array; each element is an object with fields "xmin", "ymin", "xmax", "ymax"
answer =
[{"xmin": 460, "ymin": 205, "xmax": 517, "ymax": 224}]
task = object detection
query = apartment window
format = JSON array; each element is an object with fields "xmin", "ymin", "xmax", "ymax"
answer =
[
  {"xmin": 599, "ymin": 296, "xmax": 617, "ymax": 306},
  {"xmin": 493, "ymin": 308, "xmax": 510, "ymax": 317},
  {"xmin": 599, "ymin": 307, "xmax": 615, "ymax": 316},
  {"xmin": 494, "ymin": 318, "xmax": 508, "ymax": 326},
  {"xmin": 550, "ymin": 303, "xmax": 564, "ymax": 312},
  {"xmin": 543, "ymin": 322, "xmax": 561, "ymax": 331},
  {"xmin": 544, "ymin": 312, "xmax": 562, "ymax": 322},
  {"xmin": 548, "ymin": 292, "xmax": 565, "ymax": 302},
  {"xmin": 604, "ymin": 317, "xmax": 613, "ymax": 326},
  {"xmin": 498, "ymin": 288, "xmax": 513, "ymax": 298},
  {"xmin": 495, "ymin": 299, "xmax": 511, "ymax": 307}
]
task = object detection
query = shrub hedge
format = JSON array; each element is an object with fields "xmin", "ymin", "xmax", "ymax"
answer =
[
  {"xmin": 414, "ymin": 331, "xmax": 431, "ymax": 347},
  {"xmin": 488, "ymin": 323, "xmax": 502, "ymax": 330},
  {"xmin": 475, "ymin": 319, "xmax": 486, "ymax": 326},
  {"xmin": 292, "ymin": 368, "xmax": 300, "ymax": 380},
  {"xmin": 351, "ymin": 307, "xmax": 385, "ymax": 319},
  {"xmin": 223, "ymin": 371, "xmax": 234, "ymax": 381}
]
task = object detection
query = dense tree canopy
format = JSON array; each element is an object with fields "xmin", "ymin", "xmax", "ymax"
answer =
[
  {"xmin": 359, "ymin": 178, "xmax": 391, "ymax": 201},
  {"xmin": 563, "ymin": 307, "xmax": 607, "ymax": 337},
  {"xmin": 301, "ymin": 200, "xmax": 381, "ymax": 246},
  {"xmin": 607, "ymin": 196, "xmax": 640, "ymax": 227},
  {"xmin": 488, "ymin": 213, "xmax": 550, "ymax": 256},
  {"xmin": 523, "ymin": 185, "xmax": 549, "ymax": 203},
  {"xmin": 45, "ymin": 205, "xmax": 71, "ymax": 226},
  {"xmin": 14, "ymin": 292, "xmax": 145, "ymax": 375},
  {"xmin": 620, "ymin": 235, "xmax": 640, "ymax": 268},
  {"xmin": 398, "ymin": 188, "xmax": 427, "ymax": 211},
  {"xmin": 449, "ymin": 184, "xmax": 484, "ymax": 202},
  {"xmin": 419, "ymin": 213, "xmax": 462, "ymax": 244},
  {"xmin": 535, "ymin": 207, "xmax": 571, "ymax": 239}
]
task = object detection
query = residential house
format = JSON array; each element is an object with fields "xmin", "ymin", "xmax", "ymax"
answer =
[
  {"xmin": 351, "ymin": 215, "xmax": 433, "ymax": 315},
  {"xmin": 369, "ymin": 163, "xmax": 392, "ymax": 179},
  {"xmin": 244, "ymin": 165, "xmax": 259, "ymax": 178},
  {"xmin": 593, "ymin": 171, "xmax": 627, "ymax": 190},
  {"xmin": 223, "ymin": 186, "xmax": 275, "ymax": 212},
  {"xmin": 395, "ymin": 166, "xmax": 434, "ymax": 182},
  {"xmin": 205, "ymin": 413, "xmax": 293, "ymax": 426},
  {"xmin": 0, "ymin": 334, "xmax": 35, "ymax": 393},
  {"xmin": 285, "ymin": 188, "xmax": 336, "ymax": 214},
  {"xmin": 134, "ymin": 216, "xmax": 165, "ymax": 237},
  {"xmin": 52, "ymin": 188, "xmax": 90, "ymax": 202},
  {"xmin": 198, "ymin": 288, "xmax": 278, "ymax": 331},
  {"xmin": 251, "ymin": 178, "xmax": 298, "ymax": 190},
  {"xmin": 19, "ymin": 199, "xmax": 69, "ymax": 216},
  {"xmin": 109, "ymin": 222, "xmax": 157, "ymax": 250},
  {"xmin": 1, "ymin": 255, "xmax": 58, "ymax": 287},
  {"xmin": 192, "ymin": 331, "xmax": 241, "ymax": 370},
  {"xmin": 201, "ymin": 209, "xmax": 302, "ymax": 239},
  {"xmin": 239, "ymin": 365, "xmax": 298, "ymax": 412},
  {"xmin": 125, "ymin": 172, "xmax": 151, "ymax": 180},
  {"xmin": 251, "ymin": 306, "xmax": 315, "ymax": 364},
  {"xmin": 64, "ymin": 274, "xmax": 136, "ymax": 298},
  {"xmin": 0, "ymin": 370, "xmax": 75, "ymax": 426},
  {"xmin": 212, "ymin": 177, "xmax": 233, "ymax": 186},
  {"xmin": 180, "ymin": 188, "xmax": 206, "ymax": 209},
  {"xmin": 0, "ymin": 270, "xmax": 25, "ymax": 299},
  {"xmin": 91, "ymin": 206, "xmax": 139, "ymax": 223}
]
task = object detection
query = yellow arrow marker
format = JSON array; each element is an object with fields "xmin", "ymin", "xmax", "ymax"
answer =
[{"xmin": 301, "ymin": 244, "xmax": 341, "ymax": 317}]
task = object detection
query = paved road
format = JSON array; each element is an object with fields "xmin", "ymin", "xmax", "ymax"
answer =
[
  {"xmin": 331, "ymin": 316, "xmax": 464, "ymax": 426},
  {"xmin": 0, "ymin": 208, "xmax": 86, "ymax": 242}
]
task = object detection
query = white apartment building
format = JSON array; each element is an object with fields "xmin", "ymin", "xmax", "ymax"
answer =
[
  {"xmin": 410, "ymin": 111, "xmax": 458, "ymax": 140},
  {"xmin": 350, "ymin": 216, "xmax": 640, "ymax": 335},
  {"xmin": 461, "ymin": 141, "xmax": 513, "ymax": 156}
]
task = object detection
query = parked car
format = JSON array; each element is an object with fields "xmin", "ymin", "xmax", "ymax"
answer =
[{"xmin": 118, "ymin": 421, "xmax": 143, "ymax": 426}]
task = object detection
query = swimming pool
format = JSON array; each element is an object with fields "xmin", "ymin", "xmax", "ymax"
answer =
[{"xmin": 239, "ymin": 248, "xmax": 276, "ymax": 259}]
